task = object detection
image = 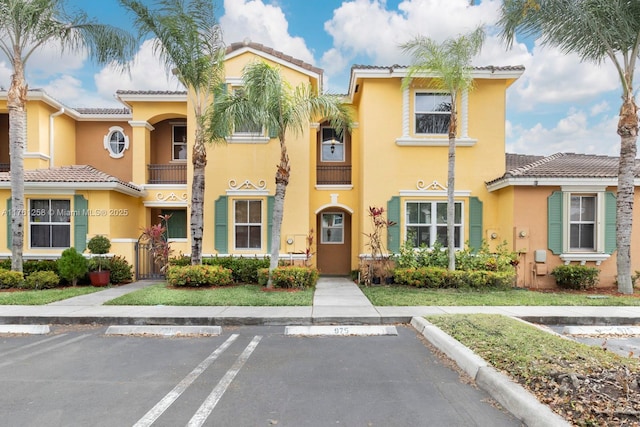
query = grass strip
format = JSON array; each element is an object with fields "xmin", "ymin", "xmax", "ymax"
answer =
[
  {"xmin": 427, "ymin": 314, "xmax": 640, "ymax": 426},
  {"xmin": 105, "ymin": 283, "xmax": 314, "ymax": 306},
  {"xmin": 0, "ymin": 286, "xmax": 101, "ymax": 305},
  {"xmin": 361, "ymin": 285, "xmax": 640, "ymax": 306}
]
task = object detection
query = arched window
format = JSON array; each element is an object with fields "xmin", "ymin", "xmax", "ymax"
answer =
[{"xmin": 103, "ymin": 126, "xmax": 129, "ymax": 158}]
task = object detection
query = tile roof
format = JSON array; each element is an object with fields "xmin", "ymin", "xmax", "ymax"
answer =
[
  {"xmin": 350, "ymin": 64, "xmax": 526, "ymax": 72},
  {"xmin": 487, "ymin": 152, "xmax": 640, "ymax": 187},
  {"xmin": 115, "ymin": 90, "xmax": 187, "ymax": 96},
  {"xmin": 0, "ymin": 165, "xmax": 142, "ymax": 192},
  {"xmin": 74, "ymin": 107, "xmax": 130, "ymax": 115},
  {"xmin": 226, "ymin": 41, "xmax": 323, "ymax": 76}
]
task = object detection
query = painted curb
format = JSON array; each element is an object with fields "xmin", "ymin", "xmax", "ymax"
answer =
[
  {"xmin": 411, "ymin": 316, "xmax": 570, "ymax": 427},
  {"xmin": 0, "ymin": 324, "xmax": 50, "ymax": 334},
  {"xmin": 105, "ymin": 325, "xmax": 222, "ymax": 336}
]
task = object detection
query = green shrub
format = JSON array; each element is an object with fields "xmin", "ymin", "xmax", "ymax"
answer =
[
  {"xmin": 57, "ymin": 248, "xmax": 88, "ymax": 286},
  {"xmin": 203, "ymin": 256, "xmax": 269, "ymax": 283},
  {"xmin": 166, "ymin": 265, "xmax": 233, "ymax": 287},
  {"xmin": 169, "ymin": 255, "xmax": 191, "ymax": 266},
  {"xmin": 0, "ymin": 269, "xmax": 24, "ymax": 289},
  {"xmin": 24, "ymin": 260, "xmax": 59, "ymax": 275},
  {"xmin": 257, "ymin": 268, "xmax": 269, "ymax": 286},
  {"xmin": 87, "ymin": 235, "xmax": 111, "ymax": 254},
  {"xmin": 21, "ymin": 271, "xmax": 60, "ymax": 289},
  {"xmin": 108, "ymin": 256, "xmax": 133, "ymax": 284},
  {"xmin": 552, "ymin": 264, "xmax": 599, "ymax": 290},
  {"xmin": 393, "ymin": 267, "xmax": 514, "ymax": 290},
  {"xmin": 270, "ymin": 266, "xmax": 319, "ymax": 289}
]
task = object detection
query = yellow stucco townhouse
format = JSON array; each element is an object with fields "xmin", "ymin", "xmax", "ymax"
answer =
[{"xmin": 0, "ymin": 41, "xmax": 635, "ymax": 289}]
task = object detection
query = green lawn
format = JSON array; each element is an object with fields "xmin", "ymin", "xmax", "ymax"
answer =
[
  {"xmin": 0, "ymin": 286, "xmax": 101, "ymax": 305},
  {"xmin": 105, "ymin": 283, "xmax": 314, "ymax": 306},
  {"xmin": 360, "ymin": 285, "xmax": 640, "ymax": 306}
]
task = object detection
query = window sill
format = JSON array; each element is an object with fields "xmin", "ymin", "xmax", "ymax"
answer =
[
  {"xmin": 560, "ymin": 253, "xmax": 610, "ymax": 266},
  {"xmin": 226, "ymin": 136, "xmax": 270, "ymax": 144},
  {"xmin": 395, "ymin": 137, "xmax": 477, "ymax": 147}
]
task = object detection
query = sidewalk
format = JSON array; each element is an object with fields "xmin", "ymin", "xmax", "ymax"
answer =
[{"xmin": 1, "ymin": 277, "xmax": 640, "ymax": 326}]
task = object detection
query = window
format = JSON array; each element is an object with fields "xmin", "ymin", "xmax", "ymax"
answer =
[
  {"xmin": 415, "ymin": 93, "xmax": 451, "ymax": 134},
  {"xmin": 103, "ymin": 126, "xmax": 129, "ymax": 158},
  {"xmin": 321, "ymin": 213, "xmax": 344, "ymax": 244},
  {"xmin": 232, "ymin": 87, "xmax": 263, "ymax": 137},
  {"xmin": 172, "ymin": 124, "xmax": 187, "ymax": 161},
  {"xmin": 569, "ymin": 195, "xmax": 596, "ymax": 251},
  {"xmin": 406, "ymin": 201, "xmax": 462, "ymax": 248},
  {"xmin": 161, "ymin": 209, "xmax": 187, "ymax": 239},
  {"xmin": 30, "ymin": 199, "xmax": 71, "ymax": 248},
  {"xmin": 320, "ymin": 127, "xmax": 344, "ymax": 162},
  {"xmin": 234, "ymin": 200, "xmax": 262, "ymax": 249}
]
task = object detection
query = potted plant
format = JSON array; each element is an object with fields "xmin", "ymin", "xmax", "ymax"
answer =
[{"xmin": 87, "ymin": 235, "xmax": 111, "ymax": 286}]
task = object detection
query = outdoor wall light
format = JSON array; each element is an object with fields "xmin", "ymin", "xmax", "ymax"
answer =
[
  {"xmin": 519, "ymin": 230, "xmax": 527, "ymax": 238},
  {"xmin": 490, "ymin": 232, "xmax": 498, "ymax": 240}
]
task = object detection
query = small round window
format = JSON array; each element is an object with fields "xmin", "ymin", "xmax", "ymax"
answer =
[{"xmin": 103, "ymin": 126, "xmax": 129, "ymax": 159}]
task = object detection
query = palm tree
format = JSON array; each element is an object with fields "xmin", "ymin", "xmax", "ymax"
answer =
[
  {"xmin": 208, "ymin": 61, "xmax": 353, "ymax": 287},
  {"xmin": 499, "ymin": 0, "xmax": 640, "ymax": 294},
  {"xmin": 120, "ymin": 0, "xmax": 226, "ymax": 265},
  {"xmin": 0, "ymin": 0, "xmax": 137, "ymax": 272},
  {"xmin": 401, "ymin": 28, "xmax": 485, "ymax": 271}
]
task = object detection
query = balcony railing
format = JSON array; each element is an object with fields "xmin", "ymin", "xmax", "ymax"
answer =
[
  {"xmin": 0, "ymin": 163, "xmax": 9, "ymax": 172},
  {"xmin": 148, "ymin": 164, "xmax": 187, "ymax": 184},
  {"xmin": 317, "ymin": 165, "xmax": 351, "ymax": 185}
]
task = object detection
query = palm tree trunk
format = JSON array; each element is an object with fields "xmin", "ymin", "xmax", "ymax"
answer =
[
  {"xmin": 615, "ymin": 95, "xmax": 638, "ymax": 294},
  {"xmin": 267, "ymin": 138, "xmax": 290, "ymax": 288},
  {"xmin": 447, "ymin": 110, "xmax": 457, "ymax": 271},
  {"xmin": 7, "ymin": 58, "xmax": 27, "ymax": 273},
  {"xmin": 190, "ymin": 126, "xmax": 207, "ymax": 265}
]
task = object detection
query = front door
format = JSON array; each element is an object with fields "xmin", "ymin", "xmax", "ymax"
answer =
[{"xmin": 316, "ymin": 210, "xmax": 351, "ymax": 275}]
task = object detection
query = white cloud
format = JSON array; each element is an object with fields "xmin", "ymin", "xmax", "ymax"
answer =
[
  {"xmin": 220, "ymin": 0, "xmax": 314, "ymax": 65},
  {"xmin": 93, "ymin": 39, "xmax": 183, "ymax": 106},
  {"xmin": 507, "ymin": 108, "xmax": 620, "ymax": 157}
]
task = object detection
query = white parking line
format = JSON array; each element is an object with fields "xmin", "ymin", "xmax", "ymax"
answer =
[
  {"xmin": 0, "ymin": 334, "xmax": 89, "ymax": 369},
  {"xmin": 186, "ymin": 335, "xmax": 262, "ymax": 427},
  {"xmin": 133, "ymin": 334, "xmax": 239, "ymax": 427},
  {"xmin": 0, "ymin": 334, "xmax": 67, "ymax": 358}
]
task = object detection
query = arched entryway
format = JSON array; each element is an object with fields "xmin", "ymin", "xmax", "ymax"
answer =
[{"xmin": 316, "ymin": 209, "xmax": 352, "ymax": 275}]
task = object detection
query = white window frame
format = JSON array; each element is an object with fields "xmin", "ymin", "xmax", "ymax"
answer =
[
  {"xmin": 405, "ymin": 201, "xmax": 463, "ymax": 249},
  {"xmin": 29, "ymin": 199, "xmax": 71, "ymax": 249},
  {"xmin": 226, "ymin": 86, "xmax": 269, "ymax": 144},
  {"xmin": 559, "ymin": 187, "xmax": 609, "ymax": 265},
  {"xmin": 172, "ymin": 124, "xmax": 187, "ymax": 161},
  {"xmin": 233, "ymin": 199, "xmax": 263, "ymax": 250},
  {"xmin": 320, "ymin": 126, "xmax": 345, "ymax": 162},
  {"xmin": 414, "ymin": 92, "xmax": 451, "ymax": 135},
  {"xmin": 321, "ymin": 212, "xmax": 344, "ymax": 244},
  {"xmin": 103, "ymin": 126, "xmax": 129, "ymax": 159}
]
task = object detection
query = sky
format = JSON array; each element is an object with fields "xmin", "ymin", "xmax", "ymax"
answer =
[{"xmin": 0, "ymin": 0, "xmax": 627, "ymax": 157}]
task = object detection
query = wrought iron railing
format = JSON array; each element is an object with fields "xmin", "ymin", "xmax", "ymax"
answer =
[
  {"xmin": 316, "ymin": 165, "xmax": 352, "ymax": 185},
  {"xmin": 148, "ymin": 164, "xmax": 187, "ymax": 184},
  {"xmin": 0, "ymin": 163, "xmax": 10, "ymax": 172}
]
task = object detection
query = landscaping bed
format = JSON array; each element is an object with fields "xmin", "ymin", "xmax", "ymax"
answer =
[{"xmin": 427, "ymin": 314, "xmax": 640, "ymax": 426}]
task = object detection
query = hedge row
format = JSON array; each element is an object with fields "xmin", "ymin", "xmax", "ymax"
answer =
[
  {"xmin": 170, "ymin": 256, "xmax": 270, "ymax": 284},
  {"xmin": 393, "ymin": 267, "xmax": 515, "ymax": 290},
  {"xmin": 257, "ymin": 266, "xmax": 318, "ymax": 289}
]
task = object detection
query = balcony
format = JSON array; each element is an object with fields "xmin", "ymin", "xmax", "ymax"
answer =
[
  {"xmin": 148, "ymin": 164, "xmax": 187, "ymax": 184},
  {"xmin": 0, "ymin": 163, "xmax": 9, "ymax": 172},
  {"xmin": 317, "ymin": 165, "xmax": 351, "ymax": 185}
]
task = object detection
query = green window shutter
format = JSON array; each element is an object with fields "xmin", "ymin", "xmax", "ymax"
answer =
[
  {"xmin": 214, "ymin": 196, "xmax": 228, "ymax": 253},
  {"xmin": 6, "ymin": 198, "xmax": 11, "ymax": 248},
  {"xmin": 468, "ymin": 197, "xmax": 483, "ymax": 252},
  {"xmin": 604, "ymin": 191, "xmax": 616, "ymax": 254},
  {"xmin": 73, "ymin": 195, "xmax": 88, "ymax": 252},
  {"xmin": 547, "ymin": 191, "xmax": 563, "ymax": 255},
  {"xmin": 267, "ymin": 196, "xmax": 275, "ymax": 250},
  {"xmin": 386, "ymin": 196, "xmax": 400, "ymax": 253},
  {"xmin": 162, "ymin": 209, "xmax": 187, "ymax": 239}
]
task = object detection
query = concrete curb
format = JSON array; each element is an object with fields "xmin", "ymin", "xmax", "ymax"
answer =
[
  {"xmin": 411, "ymin": 317, "xmax": 570, "ymax": 427},
  {"xmin": 0, "ymin": 324, "xmax": 50, "ymax": 334},
  {"xmin": 105, "ymin": 325, "xmax": 222, "ymax": 336}
]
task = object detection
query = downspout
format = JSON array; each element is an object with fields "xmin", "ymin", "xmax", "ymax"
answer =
[{"xmin": 49, "ymin": 108, "xmax": 64, "ymax": 168}]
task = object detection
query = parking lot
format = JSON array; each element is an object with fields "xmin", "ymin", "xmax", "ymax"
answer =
[{"xmin": 0, "ymin": 325, "xmax": 519, "ymax": 427}]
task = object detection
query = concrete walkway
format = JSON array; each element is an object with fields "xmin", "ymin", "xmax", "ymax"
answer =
[{"xmin": 1, "ymin": 276, "xmax": 640, "ymax": 326}]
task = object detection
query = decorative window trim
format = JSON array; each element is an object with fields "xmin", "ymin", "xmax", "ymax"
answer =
[
  {"xmin": 397, "ymin": 87, "xmax": 471, "ymax": 144},
  {"xmin": 103, "ymin": 126, "xmax": 129, "ymax": 159}
]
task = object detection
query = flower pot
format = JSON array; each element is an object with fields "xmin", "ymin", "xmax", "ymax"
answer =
[{"xmin": 89, "ymin": 270, "xmax": 110, "ymax": 287}]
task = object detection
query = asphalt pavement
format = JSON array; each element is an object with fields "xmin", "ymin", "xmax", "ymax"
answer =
[{"xmin": 2, "ymin": 276, "xmax": 639, "ymax": 427}]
